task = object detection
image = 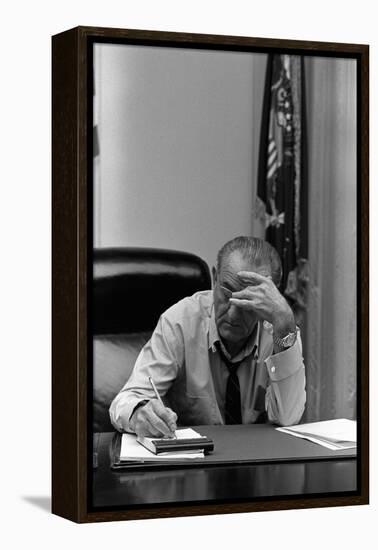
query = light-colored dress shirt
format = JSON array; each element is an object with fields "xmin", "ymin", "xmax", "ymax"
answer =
[{"xmin": 110, "ymin": 290, "xmax": 306, "ymax": 432}]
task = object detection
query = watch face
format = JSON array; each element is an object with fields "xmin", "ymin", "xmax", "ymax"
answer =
[{"xmin": 283, "ymin": 332, "xmax": 296, "ymax": 347}]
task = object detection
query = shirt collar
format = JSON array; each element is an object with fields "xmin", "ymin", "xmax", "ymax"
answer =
[{"xmin": 208, "ymin": 298, "xmax": 260, "ymax": 362}]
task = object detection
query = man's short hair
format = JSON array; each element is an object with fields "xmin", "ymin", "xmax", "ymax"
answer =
[{"xmin": 216, "ymin": 236, "xmax": 283, "ymax": 286}]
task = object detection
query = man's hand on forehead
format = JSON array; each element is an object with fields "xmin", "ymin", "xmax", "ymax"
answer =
[
  {"xmin": 237, "ymin": 270, "xmax": 273, "ymax": 284},
  {"xmin": 220, "ymin": 270, "xmax": 272, "ymax": 293},
  {"xmin": 229, "ymin": 270, "xmax": 290, "ymax": 327}
]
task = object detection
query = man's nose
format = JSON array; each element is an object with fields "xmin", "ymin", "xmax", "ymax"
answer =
[{"xmin": 227, "ymin": 302, "xmax": 240, "ymax": 321}]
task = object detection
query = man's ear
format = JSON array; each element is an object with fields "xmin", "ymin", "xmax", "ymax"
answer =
[{"xmin": 212, "ymin": 266, "xmax": 217, "ymax": 288}]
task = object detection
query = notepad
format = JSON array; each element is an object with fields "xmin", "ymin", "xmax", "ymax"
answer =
[
  {"xmin": 137, "ymin": 428, "xmax": 213, "ymax": 455},
  {"xmin": 120, "ymin": 428, "xmax": 207, "ymax": 463},
  {"xmin": 276, "ymin": 418, "xmax": 357, "ymax": 450}
]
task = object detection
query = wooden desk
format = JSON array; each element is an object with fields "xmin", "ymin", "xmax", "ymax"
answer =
[{"xmin": 92, "ymin": 426, "xmax": 357, "ymax": 509}]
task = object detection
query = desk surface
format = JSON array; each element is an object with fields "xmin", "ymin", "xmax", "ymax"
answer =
[
  {"xmin": 92, "ymin": 425, "xmax": 357, "ymax": 509},
  {"xmin": 113, "ymin": 424, "xmax": 356, "ymax": 469}
]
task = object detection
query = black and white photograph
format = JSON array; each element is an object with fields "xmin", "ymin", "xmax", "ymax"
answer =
[
  {"xmin": 88, "ymin": 35, "xmax": 364, "ymax": 513},
  {"xmin": 3, "ymin": 0, "xmax": 378, "ymax": 544},
  {"xmin": 3, "ymin": 0, "xmax": 377, "ymax": 545}
]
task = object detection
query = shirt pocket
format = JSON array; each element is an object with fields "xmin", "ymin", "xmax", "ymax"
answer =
[{"xmin": 184, "ymin": 360, "xmax": 214, "ymax": 399}]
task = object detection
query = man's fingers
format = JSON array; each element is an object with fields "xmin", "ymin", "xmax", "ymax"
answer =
[
  {"xmin": 138, "ymin": 416, "xmax": 166, "ymax": 438},
  {"xmin": 237, "ymin": 270, "xmax": 270, "ymax": 283},
  {"xmin": 149, "ymin": 400, "xmax": 177, "ymax": 433},
  {"xmin": 145, "ymin": 409, "xmax": 174, "ymax": 437},
  {"xmin": 166, "ymin": 409, "xmax": 178, "ymax": 429},
  {"xmin": 137, "ymin": 406, "xmax": 174, "ymax": 437},
  {"xmin": 231, "ymin": 287, "xmax": 256, "ymax": 300},
  {"xmin": 146, "ymin": 399, "xmax": 177, "ymax": 435},
  {"xmin": 133, "ymin": 399, "xmax": 178, "ymax": 438},
  {"xmin": 229, "ymin": 298, "xmax": 256, "ymax": 310}
]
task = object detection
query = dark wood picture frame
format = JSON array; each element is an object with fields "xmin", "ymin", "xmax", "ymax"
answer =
[{"xmin": 52, "ymin": 26, "xmax": 369, "ymax": 523}]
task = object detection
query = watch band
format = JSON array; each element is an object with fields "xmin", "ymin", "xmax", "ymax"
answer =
[{"xmin": 273, "ymin": 329, "xmax": 298, "ymax": 350}]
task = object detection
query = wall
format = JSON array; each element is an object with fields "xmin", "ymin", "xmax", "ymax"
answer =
[{"xmin": 94, "ymin": 44, "xmax": 267, "ymax": 270}]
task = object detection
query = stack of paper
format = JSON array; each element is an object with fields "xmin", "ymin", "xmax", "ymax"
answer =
[
  {"xmin": 120, "ymin": 428, "xmax": 205, "ymax": 463},
  {"xmin": 276, "ymin": 418, "xmax": 357, "ymax": 450}
]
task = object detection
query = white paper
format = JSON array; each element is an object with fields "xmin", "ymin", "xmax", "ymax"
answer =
[
  {"xmin": 276, "ymin": 418, "xmax": 357, "ymax": 450},
  {"xmin": 120, "ymin": 428, "xmax": 205, "ymax": 462},
  {"xmin": 277, "ymin": 428, "xmax": 344, "ymax": 450},
  {"xmin": 172, "ymin": 428, "xmax": 203, "ymax": 439}
]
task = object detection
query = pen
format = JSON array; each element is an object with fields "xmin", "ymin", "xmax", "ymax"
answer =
[
  {"xmin": 148, "ymin": 376, "xmax": 176, "ymax": 438},
  {"xmin": 148, "ymin": 376, "xmax": 164, "ymax": 406}
]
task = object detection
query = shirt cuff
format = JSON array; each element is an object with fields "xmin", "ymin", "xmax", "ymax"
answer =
[
  {"xmin": 130, "ymin": 399, "xmax": 149, "ymax": 419},
  {"xmin": 109, "ymin": 393, "xmax": 147, "ymax": 433},
  {"xmin": 264, "ymin": 338, "xmax": 304, "ymax": 382}
]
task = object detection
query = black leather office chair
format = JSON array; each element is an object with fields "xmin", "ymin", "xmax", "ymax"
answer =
[{"xmin": 93, "ymin": 247, "xmax": 211, "ymax": 431}]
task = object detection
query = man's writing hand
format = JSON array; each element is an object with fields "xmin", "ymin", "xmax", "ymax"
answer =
[
  {"xmin": 230, "ymin": 271, "xmax": 295, "ymax": 337},
  {"xmin": 130, "ymin": 399, "xmax": 177, "ymax": 438}
]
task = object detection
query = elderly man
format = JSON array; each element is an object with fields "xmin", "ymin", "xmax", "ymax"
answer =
[{"xmin": 110, "ymin": 236, "xmax": 306, "ymax": 437}]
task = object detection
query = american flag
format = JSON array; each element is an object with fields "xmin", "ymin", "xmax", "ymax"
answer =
[{"xmin": 255, "ymin": 54, "xmax": 309, "ymax": 314}]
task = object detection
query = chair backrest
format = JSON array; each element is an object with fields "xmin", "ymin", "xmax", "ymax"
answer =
[
  {"xmin": 93, "ymin": 247, "xmax": 211, "ymax": 335},
  {"xmin": 92, "ymin": 247, "xmax": 211, "ymax": 431}
]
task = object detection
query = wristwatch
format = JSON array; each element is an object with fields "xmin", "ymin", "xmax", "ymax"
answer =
[{"xmin": 273, "ymin": 329, "xmax": 297, "ymax": 350}]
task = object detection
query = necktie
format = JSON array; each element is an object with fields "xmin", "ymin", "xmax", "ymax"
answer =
[{"xmin": 220, "ymin": 352, "xmax": 243, "ymax": 424}]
